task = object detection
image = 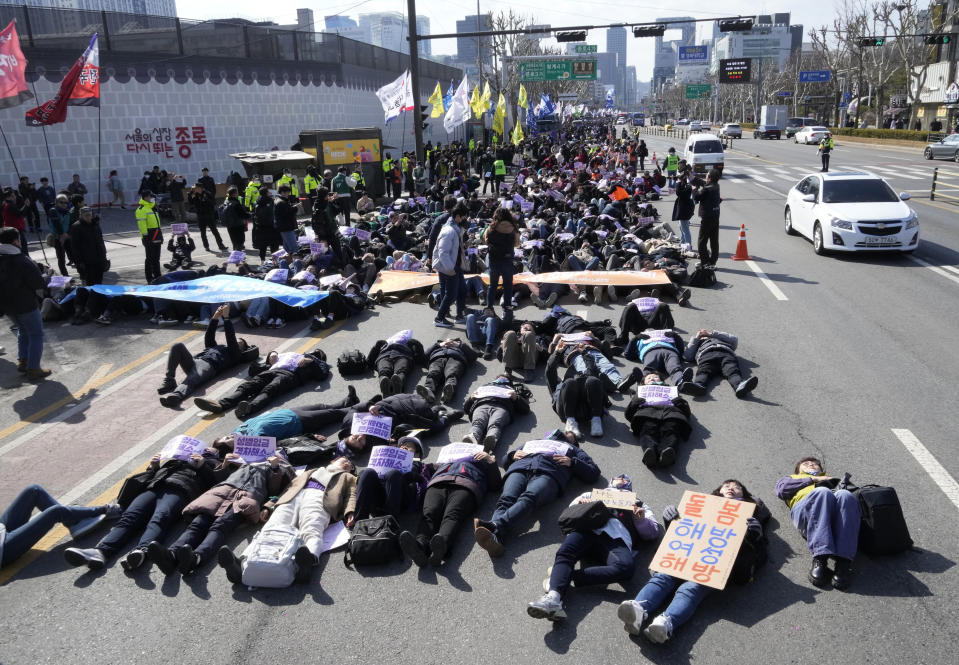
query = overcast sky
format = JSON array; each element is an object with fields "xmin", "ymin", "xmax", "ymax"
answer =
[{"xmin": 175, "ymin": 0, "xmax": 840, "ymax": 82}]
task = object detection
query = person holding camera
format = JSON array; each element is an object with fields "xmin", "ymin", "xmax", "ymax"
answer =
[
  {"xmin": 775, "ymin": 456, "xmax": 859, "ymax": 590},
  {"xmin": 671, "ymin": 164, "xmax": 696, "ymax": 249},
  {"xmin": 693, "ymin": 168, "xmax": 722, "ymax": 268}
]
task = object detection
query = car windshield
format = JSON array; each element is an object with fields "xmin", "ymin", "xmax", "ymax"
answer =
[
  {"xmin": 787, "ymin": 118, "xmax": 803, "ymax": 127},
  {"xmin": 822, "ymin": 179, "xmax": 899, "ymax": 203},
  {"xmin": 693, "ymin": 141, "xmax": 723, "ymax": 154},
  {"xmin": 726, "ymin": 124, "xmax": 740, "ymax": 128}
]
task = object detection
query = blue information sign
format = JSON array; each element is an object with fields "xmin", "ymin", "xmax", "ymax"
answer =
[
  {"xmin": 776, "ymin": 91, "xmax": 793, "ymax": 97},
  {"xmin": 799, "ymin": 70, "xmax": 831, "ymax": 83}
]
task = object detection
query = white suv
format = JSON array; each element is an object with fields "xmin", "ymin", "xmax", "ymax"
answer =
[
  {"xmin": 784, "ymin": 171, "xmax": 919, "ymax": 254},
  {"xmin": 684, "ymin": 133, "xmax": 725, "ymax": 174},
  {"xmin": 720, "ymin": 123, "xmax": 742, "ymax": 139}
]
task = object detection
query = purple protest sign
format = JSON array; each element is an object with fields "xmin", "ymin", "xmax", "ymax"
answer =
[{"xmin": 233, "ymin": 435, "xmax": 276, "ymax": 463}]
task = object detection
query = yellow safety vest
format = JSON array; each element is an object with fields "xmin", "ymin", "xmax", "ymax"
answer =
[
  {"xmin": 352, "ymin": 170, "xmax": 365, "ymax": 187},
  {"xmin": 401, "ymin": 157, "xmax": 409, "ymax": 172},
  {"xmin": 382, "ymin": 159, "xmax": 391, "ymax": 173},
  {"xmin": 135, "ymin": 199, "xmax": 161, "ymax": 238},
  {"xmin": 493, "ymin": 159, "xmax": 506, "ymax": 176},
  {"xmin": 244, "ymin": 182, "xmax": 260, "ymax": 208},
  {"xmin": 666, "ymin": 154, "xmax": 679, "ymax": 171},
  {"xmin": 303, "ymin": 174, "xmax": 320, "ymax": 194},
  {"xmin": 277, "ymin": 175, "xmax": 299, "ymax": 197}
]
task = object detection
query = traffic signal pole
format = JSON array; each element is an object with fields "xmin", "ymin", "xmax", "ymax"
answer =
[{"xmin": 407, "ymin": 0, "xmax": 425, "ymax": 162}]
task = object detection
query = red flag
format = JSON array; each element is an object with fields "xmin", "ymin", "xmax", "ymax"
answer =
[
  {"xmin": 25, "ymin": 33, "xmax": 97, "ymax": 126},
  {"xmin": 611, "ymin": 186, "xmax": 629, "ymax": 201},
  {"xmin": 69, "ymin": 32, "xmax": 99, "ymax": 107},
  {"xmin": 0, "ymin": 20, "xmax": 33, "ymax": 110}
]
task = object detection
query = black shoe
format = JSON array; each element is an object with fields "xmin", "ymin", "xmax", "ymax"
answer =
[
  {"xmin": 157, "ymin": 377, "xmax": 177, "ymax": 395},
  {"xmin": 429, "ymin": 534, "xmax": 447, "ymax": 566},
  {"xmin": 678, "ymin": 381, "xmax": 706, "ymax": 396},
  {"xmin": 391, "ymin": 374, "xmax": 404, "ymax": 395},
  {"xmin": 159, "ymin": 394, "xmax": 182, "ymax": 409},
  {"xmin": 64, "ymin": 547, "xmax": 106, "ymax": 569},
  {"xmin": 735, "ymin": 376, "xmax": 758, "ymax": 398},
  {"xmin": 444, "ymin": 409, "xmax": 465, "ymax": 422},
  {"xmin": 174, "ymin": 544, "xmax": 199, "ymax": 575},
  {"xmin": 399, "ymin": 530, "xmax": 429, "ymax": 567},
  {"xmin": 294, "ymin": 545, "xmax": 318, "ymax": 584},
  {"xmin": 831, "ymin": 557, "xmax": 854, "ymax": 590},
  {"xmin": 677, "ymin": 289, "xmax": 691, "ymax": 307},
  {"xmin": 147, "ymin": 541, "xmax": 177, "ymax": 576},
  {"xmin": 345, "ymin": 385, "xmax": 359, "ymax": 407},
  {"xmin": 441, "ymin": 383, "xmax": 456, "ymax": 404},
  {"xmin": 642, "ymin": 447, "xmax": 658, "ymax": 469},
  {"xmin": 194, "ymin": 397, "xmax": 224, "ymax": 413},
  {"xmin": 234, "ymin": 400, "xmax": 253, "ymax": 420},
  {"xmin": 120, "ymin": 548, "xmax": 147, "ymax": 572},
  {"xmin": 217, "ymin": 546, "xmax": 243, "ymax": 584},
  {"xmin": 808, "ymin": 555, "xmax": 833, "ymax": 588},
  {"xmin": 658, "ymin": 446, "xmax": 676, "ymax": 467},
  {"xmin": 680, "ymin": 367, "xmax": 694, "ymax": 385},
  {"xmin": 415, "ymin": 384, "xmax": 436, "ymax": 404},
  {"xmin": 483, "ymin": 345, "xmax": 495, "ymax": 361},
  {"xmin": 379, "ymin": 375, "xmax": 392, "ymax": 397},
  {"xmin": 616, "ymin": 371, "xmax": 638, "ymax": 394}
]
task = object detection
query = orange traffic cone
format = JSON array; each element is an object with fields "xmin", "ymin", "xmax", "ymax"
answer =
[
  {"xmin": 732, "ymin": 224, "xmax": 751, "ymax": 261},
  {"xmin": 652, "ymin": 151, "xmax": 657, "ymax": 163}
]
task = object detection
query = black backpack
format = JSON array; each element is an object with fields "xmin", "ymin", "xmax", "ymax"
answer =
[
  {"xmin": 343, "ymin": 515, "xmax": 400, "ymax": 567},
  {"xmin": 855, "ymin": 485, "xmax": 913, "ymax": 555},
  {"xmin": 336, "ymin": 349, "xmax": 368, "ymax": 376},
  {"xmin": 558, "ymin": 501, "xmax": 610, "ymax": 534},
  {"xmin": 687, "ymin": 264, "xmax": 717, "ymax": 288}
]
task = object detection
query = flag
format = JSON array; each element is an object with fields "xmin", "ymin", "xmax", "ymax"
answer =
[
  {"xmin": 374, "ymin": 70, "xmax": 414, "ymax": 124},
  {"xmin": 605, "ymin": 88, "xmax": 615, "ymax": 109},
  {"xmin": 517, "ymin": 84, "xmax": 528, "ymax": 108},
  {"xmin": 493, "ymin": 92, "xmax": 506, "ymax": 136},
  {"xmin": 444, "ymin": 77, "xmax": 471, "ymax": 134},
  {"xmin": 537, "ymin": 93, "xmax": 554, "ymax": 118},
  {"xmin": 0, "ymin": 21, "xmax": 33, "ymax": 110},
  {"xmin": 470, "ymin": 84, "xmax": 482, "ymax": 119},
  {"xmin": 428, "ymin": 81, "xmax": 444, "ymax": 118},
  {"xmin": 511, "ymin": 121, "xmax": 524, "ymax": 146},
  {"xmin": 611, "ymin": 186, "xmax": 629, "ymax": 201},
  {"xmin": 480, "ymin": 80, "xmax": 492, "ymax": 114},
  {"xmin": 525, "ymin": 104, "xmax": 538, "ymax": 133},
  {"xmin": 69, "ymin": 31, "xmax": 99, "ymax": 107},
  {"xmin": 443, "ymin": 80, "xmax": 454, "ymax": 111},
  {"xmin": 25, "ymin": 32, "xmax": 98, "ymax": 126}
]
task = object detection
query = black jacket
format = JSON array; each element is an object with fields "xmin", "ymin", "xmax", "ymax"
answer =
[
  {"xmin": 368, "ymin": 338, "xmax": 426, "ymax": 367},
  {"xmin": 502, "ymin": 443, "xmax": 599, "ymax": 491},
  {"xmin": 195, "ymin": 319, "xmax": 258, "ymax": 369},
  {"xmin": 273, "ymin": 195, "xmax": 298, "ymax": 232},
  {"xmin": 424, "ymin": 339, "xmax": 477, "ymax": 366},
  {"xmin": 0, "ymin": 244, "xmax": 44, "ymax": 315},
  {"xmin": 68, "ymin": 219, "xmax": 108, "ymax": 272},
  {"xmin": 219, "ymin": 198, "xmax": 250, "ymax": 230},
  {"xmin": 671, "ymin": 179, "xmax": 696, "ymax": 221},
  {"xmin": 694, "ymin": 182, "xmax": 721, "ymax": 221},
  {"xmin": 142, "ymin": 454, "xmax": 222, "ymax": 500}
]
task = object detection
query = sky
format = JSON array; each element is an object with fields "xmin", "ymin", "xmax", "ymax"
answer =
[{"xmin": 175, "ymin": 0, "xmax": 840, "ymax": 82}]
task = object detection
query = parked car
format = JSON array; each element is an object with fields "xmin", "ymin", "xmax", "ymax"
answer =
[
  {"xmin": 753, "ymin": 125, "xmax": 782, "ymax": 140},
  {"xmin": 676, "ymin": 118, "xmax": 690, "ymax": 125},
  {"xmin": 688, "ymin": 120, "xmax": 702, "ymax": 132},
  {"xmin": 794, "ymin": 126, "xmax": 832, "ymax": 144},
  {"xmin": 720, "ymin": 123, "xmax": 742, "ymax": 139},
  {"xmin": 783, "ymin": 171, "xmax": 918, "ymax": 255},
  {"xmin": 923, "ymin": 134, "xmax": 959, "ymax": 161}
]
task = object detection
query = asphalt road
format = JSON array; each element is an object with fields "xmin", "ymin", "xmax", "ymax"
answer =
[{"xmin": 1, "ymin": 136, "xmax": 957, "ymax": 665}]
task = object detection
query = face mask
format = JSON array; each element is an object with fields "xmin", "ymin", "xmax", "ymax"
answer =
[{"xmin": 804, "ymin": 467, "xmax": 821, "ymax": 476}]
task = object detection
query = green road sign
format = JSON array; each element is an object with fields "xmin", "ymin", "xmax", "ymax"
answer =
[
  {"xmin": 685, "ymin": 83, "xmax": 712, "ymax": 99},
  {"xmin": 519, "ymin": 59, "xmax": 597, "ymax": 81},
  {"xmin": 574, "ymin": 44, "xmax": 598, "ymax": 53}
]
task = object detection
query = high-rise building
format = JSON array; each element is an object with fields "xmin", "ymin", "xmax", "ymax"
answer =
[
  {"xmin": 606, "ymin": 26, "xmax": 627, "ymax": 106},
  {"xmin": 456, "ymin": 14, "xmax": 493, "ymax": 67},
  {"xmin": 348, "ymin": 12, "xmax": 431, "ymax": 55},
  {"xmin": 23, "ymin": 0, "xmax": 177, "ymax": 15},
  {"xmin": 710, "ymin": 13, "xmax": 802, "ymax": 73},
  {"xmin": 652, "ymin": 17, "xmax": 696, "ymax": 92}
]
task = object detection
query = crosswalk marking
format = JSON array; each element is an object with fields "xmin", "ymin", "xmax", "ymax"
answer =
[
  {"xmin": 739, "ymin": 168, "xmax": 773, "ymax": 183},
  {"xmin": 720, "ymin": 161, "xmax": 946, "ymax": 185},
  {"xmin": 870, "ymin": 166, "xmax": 924, "ymax": 180}
]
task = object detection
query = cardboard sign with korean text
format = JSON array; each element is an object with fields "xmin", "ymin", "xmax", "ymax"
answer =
[
  {"xmin": 233, "ymin": 435, "xmax": 277, "ymax": 463},
  {"xmin": 159, "ymin": 435, "xmax": 206, "ymax": 462},
  {"xmin": 522, "ymin": 439, "xmax": 570, "ymax": 456},
  {"xmin": 649, "ymin": 491, "xmax": 755, "ymax": 590},
  {"xmin": 436, "ymin": 442, "xmax": 483, "ymax": 465},
  {"xmin": 170, "ymin": 223, "xmax": 188, "ymax": 235},
  {"xmin": 367, "ymin": 445, "xmax": 414, "ymax": 478},
  {"xmin": 351, "ymin": 413, "xmax": 392, "ymax": 440},
  {"xmin": 591, "ymin": 488, "xmax": 638, "ymax": 510}
]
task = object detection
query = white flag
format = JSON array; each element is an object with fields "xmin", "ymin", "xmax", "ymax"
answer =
[
  {"xmin": 444, "ymin": 77, "xmax": 471, "ymax": 134},
  {"xmin": 376, "ymin": 70, "xmax": 414, "ymax": 124}
]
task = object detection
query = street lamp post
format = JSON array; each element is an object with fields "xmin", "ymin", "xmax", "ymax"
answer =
[{"xmin": 406, "ymin": 0, "xmax": 424, "ymax": 161}]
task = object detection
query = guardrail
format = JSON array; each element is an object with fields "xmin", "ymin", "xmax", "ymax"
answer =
[
  {"xmin": 930, "ymin": 168, "xmax": 959, "ymax": 203},
  {"xmin": 637, "ymin": 125, "xmax": 691, "ymax": 141}
]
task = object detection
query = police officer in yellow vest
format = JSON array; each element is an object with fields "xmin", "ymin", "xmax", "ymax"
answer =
[
  {"xmin": 663, "ymin": 148, "xmax": 679, "ymax": 188},
  {"xmin": 303, "ymin": 166, "xmax": 321, "ymax": 209},
  {"xmin": 492, "ymin": 155, "xmax": 506, "ymax": 193},
  {"xmin": 818, "ymin": 135, "xmax": 834, "ymax": 172},
  {"xmin": 383, "ymin": 153, "xmax": 394, "ymax": 198},
  {"xmin": 277, "ymin": 169, "xmax": 299, "ymax": 197},
  {"xmin": 243, "ymin": 178, "xmax": 261, "ymax": 210},
  {"xmin": 135, "ymin": 191, "xmax": 163, "ymax": 283}
]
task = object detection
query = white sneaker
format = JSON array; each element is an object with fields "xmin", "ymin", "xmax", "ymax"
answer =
[
  {"xmin": 461, "ymin": 433, "xmax": 478, "ymax": 445},
  {"xmin": 564, "ymin": 417, "xmax": 582, "ymax": 440},
  {"xmin": 273, "ymin": 318, "xmax": 286, "ymax": 329},
  {"xmin": 527, "ymin": 592, "xmax": 565, "ymax": 621},
  {"xmin": 266, "ymin": 318, "xmax": 276, "ymax": 328},
  {"xmin": 643, "ymin": 614, "xmax": 674, "ymax": 643},
  {"xmin": 617, "ymin": 600, "xmax": 647, "ymax": 635},
  {"xmin": 590, "ymin": 416, "xmax": 604, "ymax": 437}
]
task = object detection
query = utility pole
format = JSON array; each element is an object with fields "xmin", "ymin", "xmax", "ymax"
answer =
[{"xmin": 406, "ymin": 0, "xmax": 424, "ymax": 162}]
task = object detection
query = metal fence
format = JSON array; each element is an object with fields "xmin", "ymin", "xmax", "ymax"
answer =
[
  {"xmin": 0, "ymin": 3, "xmax": 460, "ymax": 81},
  {"xmin": 930, "ymin": 168, "xmax": 959, "ymax": 203}
]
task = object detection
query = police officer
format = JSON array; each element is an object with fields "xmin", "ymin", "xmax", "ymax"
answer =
[
  {"xmin": 303, "ymin": 166, "xmax": 321, "ymax": 210},
  {"xmin": 492, "ymin": 154, "xmax": 507, "ymax": 193},
  {"xmin": 277, "ymin": 169, "xmax": 299, "ymax": 197},
  {"xmin": 382, "ymin": 154, "xmax": 394, "ymax": 198},
  {"xmin": 818, "ymin": 135, "xmax": 834, "ymax": 172},
  {"xmin": 243, "ymin": 177, "xmax": 261, "ymax": 210},
  {"xmin": 663, "ymin": 147, "xmax": 679, "ymax": 188},
  {"xmin": 135, "ymin": 191, "xmax": 163, "ymax": 283}
]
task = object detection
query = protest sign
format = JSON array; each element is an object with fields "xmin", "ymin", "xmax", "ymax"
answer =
[
  {"xmin": 560, "ymin": 332, "xmax": 592, "ymax": 343},
  {"xmin": 631, "ymin": 297, "xmax": 660, "ymax": 313},
  {"xmin": 522, "ymin": 439, "xmax": 570, "ymax": 456},
  {"xmin": 351, "ymin": 413, "xmax": 392, "ymax": 440},
  {"xmin": 170, "ymin": 223, "xmax": 188, "ymax": 235},
  {"xmin": 367, "ymin": 445, "xmax": 414, "ymax": 478},
  {"xmin": 436, "ymin": 442, "xmax": 483, "ymax": 464},
  {"xmin": 292, "ymin": 270, "xmax": 316, "ymax": 283},
  {"xmin": 354, "ymin": 228, "xmax": 372, "ymax": 242},
  {"xmin": 47, "ymin": 275, "xmax": 71, "ymax": 288},
  {"xmin": 269, "ymin": 352, "xmax": 303, "ymax": 372},
  {"xmin": 227, "ymin": 251, "xmax": 246, "ymax": 264},
  {"xmin": 636, "ymin": 385, "xmax": 678, "ymax": 407},
  {"xmin": 649, "ymin": 491, "xmax": 755, "ymax": 590},
  {"xmin": 310, "ymin": 242, "xmax": 327, "ymax": 255},
  {"xmin": 265, "ymin": 268, "xmax": 289, "ymax": 283},
  {"xmin": 233, "ymin": 435, "xmax": 277, "ymax": 463},
  {"xmin": 159, "ymin": 435, "xmax": 206, "ymax": 461},
  {"xmin": 473, "ymin": 385, "xmax": 515, "ymax": 400},
  {"xmin": 591, "ymin": 488, "xmax": 638, "ymax": 510},
  {"xmin": 271, "ymin": 249, "xmax": 288, "ymax": 260}
]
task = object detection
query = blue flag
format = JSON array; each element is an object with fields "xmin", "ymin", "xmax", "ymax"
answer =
[
  {"xmin": 443, "ymin": 80, "xmax": 455, "ymax": 112},
  {"xmin": 538, "ymin": 93, "xmax": 554, "ymax": 118},
  {"xmin": 525, "ymin": 104, "xmax": 538, "ymax": 133}
]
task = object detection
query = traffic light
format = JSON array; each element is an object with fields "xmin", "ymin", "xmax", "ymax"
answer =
[
  {"xmin": 419, "ymin": 105, "xmax": 429, "ymax": 131},
  {"xmin": 555, "ymin": 31, "xmax": 587, "ymax": 42},
  {"xmin": 718, "ymin": 18, "xmax": 755, "ymax": 32},
  {"xmin": 633, "ymin": 24, "xmax": 666, "ymax": 38},
  {"xmin": 858, "ymin": 36, "xmax": 884, "ymax": 46},
  {"xmin": 924, "ymin": 34, "xmax": 952, "ymax": 45}
]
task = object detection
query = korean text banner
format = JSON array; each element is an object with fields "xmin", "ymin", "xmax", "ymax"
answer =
[
  {"xmin": 82, "ymin": 274, "xmax": 328, "ymax": 308},
  {"xmin": 0, "ymin": 20, "xmax": 33, "ymax": 110}
]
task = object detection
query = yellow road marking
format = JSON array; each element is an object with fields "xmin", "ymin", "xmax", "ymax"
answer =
[
  {"xmin": 913, "ymin": 197, "xmax": 959, "ymax": 214},
  {"xmin": 0, "ymin": 331, "xmax": 199, "ymax": 443}
]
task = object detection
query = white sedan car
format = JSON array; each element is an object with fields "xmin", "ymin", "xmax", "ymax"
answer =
[
  {"xmin": 794, "ymin": 126, "xmax": 831, "ymax": 144},
  {"xmin": 784, "ymin": 171, "xmax": 919, "ymax": 254}
]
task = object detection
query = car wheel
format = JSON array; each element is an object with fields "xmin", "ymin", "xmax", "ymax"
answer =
[
  {"xmin": 923, "ymin": 147, "xmax": 933, "ymax": 160},
  {"xmin": 813, "ymin": 223, "xmax": 826, "ymax": 255},
  {"xmin": 954, "ymin": 150, "xmax": 959, "ymax": 163},
  {"xmin": 784, "ymin": 208, "xmax": 796, "ymax": 236},
  {"xmin": 795, "ymin": 137, "xmax": 799, "ymax": 144}
]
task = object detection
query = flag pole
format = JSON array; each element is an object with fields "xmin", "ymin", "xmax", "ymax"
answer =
[
  {"xmin": 97, "ymin": 99, "xmax": 101, "ymax": 207},
  {"xmin": 0, "ymin": 123, "xmax": 21, "ymax": 181},
  {"xmin": 30, "ymin": 79, "xmax": 57, "ymax": 190}
]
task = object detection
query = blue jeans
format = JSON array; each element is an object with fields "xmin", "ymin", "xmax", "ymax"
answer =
[
  {"xmin": 465, "ymin": 313, "xmax": 499, "ymax": 346},
  {"xmin": 791, "ymin": 487, "xmax": 861, "ymax": 559},
  {"xmin": 1, "ymin": 484, "xmax": 103, "ymax": 566},
  {"xmin": 678, "ymin": 218, "xmax": 692, "ymax": 247},
  {"xmin": 567, "ymin": 255, "xmax": 600, "ymax": 271},
  {"xmin": 246, "ymin": 297, "xmax": 271, "ymax": 320},
  {"xmin": 565, "ymin": 218, "xmax": 587, "ymax": 234},
  {"xmin": 487, "ymin": 258, "xmax": 514, "ymax": 310},
  {"xmin": 571, "ymin": 350, "xmax": 622, "ymax": 384},
  {"xmin": 548, "ymin": 530, "xmax": 635, "ymax": 596},
  {"xmin": 635, "ymin": 571, "xmax": 712, "ymax": 629},
  {"xmin": 97, "ymin": 488, "xmax": 188, "ymax": 556},
  {"xmin": 280, "ymin": 230, "xmax": 299, "ymax": 255},
  {"xmin": 11, "ymin": 309, "xmax": 44, "ymax": 369},
  {"xmin": 436, "ymin": 271, "xmax": 459, "ymax": 320},
  {"xmin": 491, "ymin": 471, "xmax": 558, "ymax": 535}
]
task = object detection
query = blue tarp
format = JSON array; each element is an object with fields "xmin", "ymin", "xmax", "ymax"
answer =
[{"xmin": 79, "ymin": 274, "xmax": 328, "ymax": 308}]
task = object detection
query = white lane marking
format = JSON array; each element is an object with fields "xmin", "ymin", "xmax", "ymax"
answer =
[
  {"xmin": 870, "ymin": 167, "xmax": 924, "ymax": 180},
  {"xmin": 769, "ymin": 170, "xmax": 802, "ymax": 182},
  {"xmin": 743, "ymin": 259, "xmax": 788, "ymax": 301},
  {"xmin": 740, "ymin": 168, "xmax": 773, "ymax": 183},
  {"xmin": 892, "ymin": 428, "xmax": 959, "ymax": 512},
  {"xmin": 906, "ymin": 255, "xmax": 959, "ymax": 285},
  {"xmin": 938, "ymin": 264, "xmax": 959, "ymax": 277}
]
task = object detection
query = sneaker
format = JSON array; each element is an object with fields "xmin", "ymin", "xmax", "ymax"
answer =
[
  {"xmin": 593, "ymin": 286, "xmax": 604, "ymax": 305},
  {"xmin": 564, "ymin": 417, "xmax": 582, "ymax": 441},
  {"xmin": 453, "ymin": 314, "xmax": 466, "ymax": 324},
  {"xmin": 273, "ymin": 318, "xmax": 286, "ymax": 329},
  {"xmin": 642, "ymin": 447, "xmax": 658, "ymax": 469},
  {"xmin": 266, "ymin": 318, "xmax": 277, "ymax": 328},
  {"xmin": 643, "ymin": 614, "xmax": 674, "ymax": 643},
  {"xmin": 157, "ymin": 377, "xmax": 177, "ymax": 395},
  {"xmin": 234, "ymin": 400, "xmax": 253, "ymax": 420},
  {"xmin": 159, "ymin": 394, "xmax": 182, "ymax": 409},
  {"xmin": 577, "ymin": 292, "xmax": 589, "ymax": 304},
  {"xmin": 441, "ymin": 382, "xmax": 456, "ymax": 404},
  {"xmin": 193, "ymin": 319, "xmax": 210, "ymax": 328},
  {"xmin": 120, "ymin": 548, "xmax": 148, "ymax": 572},
  {"xmin": 443, "ymin": 408, "xmax": 465, "ymax": 422},
  {"xmin": 428, "ymin": 534, "xmax": 447, "ymax": 566},
  {"xmin": 658, "ymin": 446, "xmax": 677, "ymax": 467},
  {"xmin": 735, "ymin": 376, "xmax": 759, "ymax": 398},
  {"xmin": 527, "ymin": 592, "xmax": 566, "ymax": 621},
  {"xmin": 194, "ymin": 397, "xmax": 224, "ymax": 413},
  {"xmin": 483, "ymin": 434, "xmax": 498, "ymax": 451},
  {"xmin": 679, "ymin": 367, "xmax": 694, "ymax": 385},
  {"xmin": 345, "ymin": 385, "xmax": 359, "ymax": 407},
  {"xmin": 677, "ymin": 288, "xmax": 691, "ymax": 307},
  {"xmin": 63, "ymin": 547, "xmax": 106, "ymax": 569},
  {"xmin": 103, "ymin": 502, "xmax": 123, "ymax": 520},
  {"xmin": 68, "ymin": 514, "xmax": 106, "ymax": 540},
  {"xmin": 94, "ymin": 313, "xmax": 112, "ymax": 326},
  {"xmin": 217, "ymin": 545, "xmax": 243, "ymax": 584},
  {"xmin": 249, "ymin": 317, "xmax": 261, "ymax": 328},
  {"xmin": 474, "ymin": 524, "xmax": 505, "ymax": 557},
  {"xmin": 831, "ymin": 557, "xmax": 855, "ymax": 590},
  {"xmin": 434, "ymin": 318, "xmax": 453, "ymax": 328},
  {"xmin": 616, "ymin": 372, "xmax": 638, "ymax": 394},
  {"xmin": 174, "ymin": 544, "xmax": 199, "ymax": 575},
  {"xmin": 649, "ymin": 288, "xmax": 662, "ymax": 299},
  {"xmin": 157, "ymin": 316, "xmax": 179, "ymax": 327},
  {"xmin": 607, "ymin": 285, "xmax": 618, "ymax": 303},
  {"xmin": 25, "ymin": 368, "xmax": 52, "ymax": 381},
  {"xmin": 617, "ymin": 600, "xmax": 647, "ymax": 636},
  {"xmin": 415, "ymin": 384, "xmax": 436, "ymax": 404},
  {"xmin": 627, "ymin": 289, "xmax": 642, "ymax": 301},
  {"xmin": 379, "ymin": 375, "xmax": 393, "ymax": 398},
  {"xmin": 294, "ymin": 545, "xmax": 318, "ymax": 584},
  {"xmin": 589, "ymin": 416, "xmax": 604, "ymax": 437},
  {"xmin": 483, "ymin": 345, "xmax": 495, "ymax": 361},
  {"xmin": 373, "ymin": 289, "xmax": 385, "ymax": 304},
  {"xmin": 147, "ymin": 541, "xmax": 177, "ymax": 576},
  {"xmin": 461, "ymin": 433, "xmax": 478, "ymax": 445},
  {"xmin": 149, "ymin": 316, "xmax": 159, "ymax": 325},
  {"xmin": 398, "ymin": 530, "xmax": 429, "ymax": 567},
  {"xmin": 533, "ymin": 295, "xmax": 548, "ymax": 309},
  {"xmin": 391, "ymin": 374, "xmax": 404, "ymax": 395}
]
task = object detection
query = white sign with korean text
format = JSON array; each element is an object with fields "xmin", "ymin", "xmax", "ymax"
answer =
[
  {"xmin": 351, "ymin": 413, "xmax": 392, "ymax": 440},
  {"xmin": 233, "ymin": 435, "xmax": 277, "ymax": 463},
  {"xmin": 367, "ymin": 445, "xmax": 414, "ymax": 478},
  {"xmin": 522, "ymin": 439, "xmax": 570, "ymax": 456},
  {"xmin": 436, "ymin": 442, "xmax": 483, "ymax": 465},
  {"xmin": 159, "ymin": 435, "xmax": 206, "ymax": 461}
]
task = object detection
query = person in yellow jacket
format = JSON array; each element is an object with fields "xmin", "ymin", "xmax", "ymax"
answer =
[
  {"xmin": 243, "ymin": 178, "xmax": 261, "ymax": 210},
  {"xmin": 492, "ymin": 156, "xmax": 506, "ymax": 193},
  {"xmin": 135, "ymin": 191, "xmax": 163, "ymax": 283},
  {"xmin": 303, "ymin": 167, "xmax": 321, "ymax": 209},
  {"xmin": 277, "ymin": 170, "xmax": 299, "ymax": 197},
  {"xmin": 817, "ymin": 135, "xmax": 834, "ymax": 172}
]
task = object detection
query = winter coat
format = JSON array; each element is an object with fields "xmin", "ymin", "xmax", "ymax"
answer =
[
  {"xmin": 69, "ymin": 219, "xmax": 108, "ymax": 272},
  {"xmin": 502, "ymin": 443, "xmax": 599, "ymax": 491},
  {"xmin": 0, "ymin": 244, "xmax": 44, "ymax": 315}
]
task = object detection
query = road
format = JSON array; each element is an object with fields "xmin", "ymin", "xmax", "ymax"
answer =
[{"xmin": 1, "ymin": 135, "xmax": 957, "ymax": 665}]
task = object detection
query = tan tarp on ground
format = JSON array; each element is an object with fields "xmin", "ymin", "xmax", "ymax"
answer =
[{"xmin": 370, "ymin": 270, "xmax": 672, "ymax": 295}]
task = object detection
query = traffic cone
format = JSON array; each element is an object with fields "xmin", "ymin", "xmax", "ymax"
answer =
[
  {"xmin": 732, "ymin": 223, "xmax": 751, "ymax": 261},
  {"xmin": 652, "ymin": 151, "xmax": 657, "ymax": 163}
]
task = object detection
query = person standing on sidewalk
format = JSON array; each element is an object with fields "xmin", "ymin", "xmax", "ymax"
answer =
[
  {"xmin": 188, "ymin": 183, "xmax": 227, "ymax": 252},
  {"xmin": 0, "ymin": 227, "xmax": 50, "ymax": 380},
  {"xmin": 106, "ymin": 170, "xmax": 126, "ymax": 209},
  {"xmin": 136, "ymin": 191, "xmax": 163, "ymax": 283},
  {"xmin": 693, "ymin": 169, "xmax": 722, "ymax": 268},
  {"xmin": 47, "ymin": 194, "xmax": 73, "ymax": 276}
]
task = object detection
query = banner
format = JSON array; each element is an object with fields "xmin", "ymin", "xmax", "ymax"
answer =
[
  {"xmin": 25, "ymin": 33, "xmax": 97, "ymax": 125},
  {"xmin": 428, "ymin": 81, "xmax": 444, "ymax": 118},
  {"xmin": 159, "ymin": 435, "xmax": 206, "ymax": 462},
  {"xmin": 0, "ymin": 20, "xmax": 32, "ymax": 110},
  {"xmin": 69, "ymin": 31, "xmax": 99, "ymax": 107},
  {"xmin": 76, "ymin": 274, "xmax": 328, "ymax": 308},
  {"xmin": 233, "ymin": 435, "xmax": 277, "ymax": 463},
  {"xmin": 367, "ymin": 445, "xmax": 414, "ymax": 478},
  {"xmin": 511, "ymin": 270, "xmax": 671, "ymax": 287},
  {"xmin": 649, "ymin": 491, "xmax": 755, "ymax": 590},
  {"xmin": 369, "ymin": 270, "xmax": 440, "ymax": 294},
  {"xmin": 375, "ymin": 70, "xmax": 414, "ymax": 124}
]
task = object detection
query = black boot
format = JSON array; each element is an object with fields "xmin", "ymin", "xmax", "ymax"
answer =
[{"xmin": 808, "ymin": 555, "xmax": 832, "ymax": 587}]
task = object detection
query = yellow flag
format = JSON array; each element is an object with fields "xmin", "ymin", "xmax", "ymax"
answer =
[
  {"xmin": 493, "ymin": 92, "xmax": 506, "ymax": 136},
  {"xmin": 481, "ymin": 80, "xmax": 492, "ymax": 113},
  {"xmin": 470, "ymin": 84, "xmax": 482, "ymax": 119},
  {"xmin": 428, "ymin": 81, "xmax": 444, "ymax": 118},
  {"xmin": 517, "ymin": 84, "xmax": 528, "ymax": 108},
  {"xmin": 511, "ymin": 120, "xmax": 524, "ymax": 146}
]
